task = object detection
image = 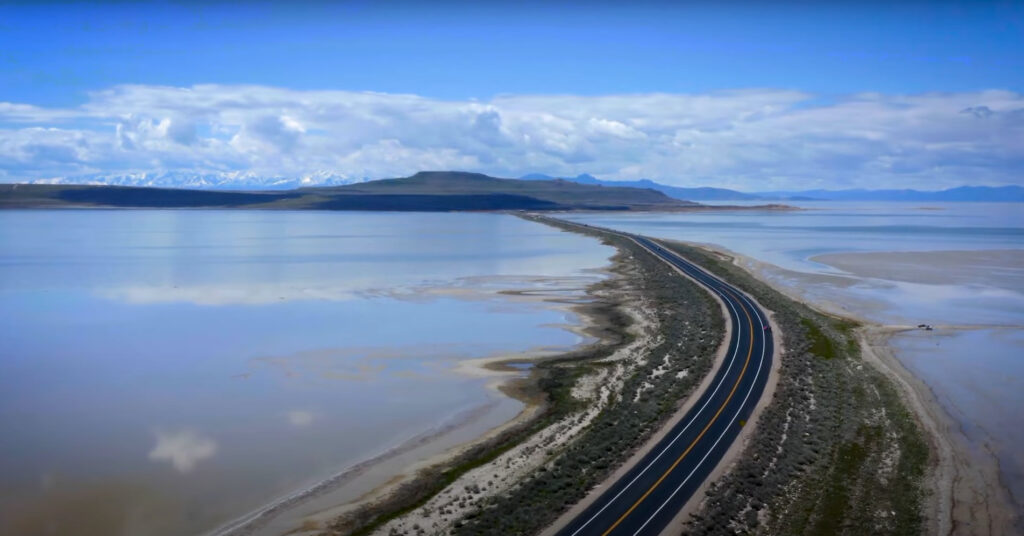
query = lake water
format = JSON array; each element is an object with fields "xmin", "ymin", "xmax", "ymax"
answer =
[
  {"xmin": 565, "ymin": 202, "xmax": 1024, "ymax": 511},
  {"xmin": 0, "ymin": 210, "xmax": 614, "ymax": 536}
]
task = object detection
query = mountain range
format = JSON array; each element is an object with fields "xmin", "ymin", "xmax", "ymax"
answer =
[
  {"xmin": 753, "ymin": 186, "xmax": 1024, "ymax": 202},
  {"xmin": 520, "ymin": 173, "xmax": 1024, "ymax": 202},
  {"xmin": 17, "ymin": 170, "xmax": 1022, "ymax": 202},
  {"xmin": 519, "ymin": 173, "xmax": 764, "ymax": 201}
]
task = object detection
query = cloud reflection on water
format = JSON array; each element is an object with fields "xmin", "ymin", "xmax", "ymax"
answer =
[
  {"xmin": 97, "ymin": 273, "xmax": 604, "ymax": 307},
  {"xmin": 148, "ymin": 429, "xmax": 218, "ymax": 473},
  {"xmin": 287, "ymin": 411, "xmax": 314, "ymax": 427}
]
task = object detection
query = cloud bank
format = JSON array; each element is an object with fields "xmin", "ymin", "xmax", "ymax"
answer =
[{"xmin": 1, "ymin": 85, "xmax": 1022, "ymax": 190}]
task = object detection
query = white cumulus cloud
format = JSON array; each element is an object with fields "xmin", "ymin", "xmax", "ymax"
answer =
[{"xmin": 1, "ymin": 84, "xmax": 1022, "ymax": 190}]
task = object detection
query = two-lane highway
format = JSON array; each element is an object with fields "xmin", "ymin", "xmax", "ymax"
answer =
[{"xmin": 554, "ymin": 227, "xmax": 774, "ymax": 536}]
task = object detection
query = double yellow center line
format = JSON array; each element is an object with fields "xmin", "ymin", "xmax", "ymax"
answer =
[{"xmin": 600, "ymin": 286, "xmax": 756, "ymax": 536}]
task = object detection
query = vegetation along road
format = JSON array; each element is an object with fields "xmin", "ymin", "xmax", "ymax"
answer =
[{"xmin": 547, "ymin": 221, "xmax": 773, "ymax": 536}]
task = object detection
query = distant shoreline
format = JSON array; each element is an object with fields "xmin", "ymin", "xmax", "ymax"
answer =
[{"xmin": 0, "ymin": 176, "xmax": 796, "ymax": 212}]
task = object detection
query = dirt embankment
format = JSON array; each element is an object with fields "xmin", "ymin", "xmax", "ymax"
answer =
[
  {"xmin": 309, "ymin": 218, "xmax": 938, "ymax": 536},
  {"xmin": 367, "ymin": 217, "xmax": 731, "ymax": 536},
  {"xmin": 859, "ymin": 326, "xmax": 1017, "ymax": 536},
  {"xmin": 655, "ymin": 240, "xmax": 930, "ymax": 536},
  {"xmin": 685, "ymin": 240, "xmax": 1018, "ymax": 535},
  {"xmin": 304, "ymin": 219, "xmax": 682, "ymax": 536}
]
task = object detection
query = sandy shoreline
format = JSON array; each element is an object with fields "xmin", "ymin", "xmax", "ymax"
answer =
[
  {"xmin": 209, "ymin": 270, "xmax": 619, "ymax": 536},
  {"xmin": 859, "ymin": 326, "xmax": 1017, "ymax": 535},
  {"xmin": 257, "ymin": 238, "xmax": 665, "ymax": 536},
  {"xmin": 810, "ymin": 249, "xmax": 1024, "ymax": 290},
  {"xmin": 365, "ymin": 243, "xmax": 658, "ymax": 536},
  {"xmin": 677, "ymin": 240, "xmax": 1020, "ymax": 534},
  {"xmin": 210, "ymin": 400, "xmax": 507, "ymax": 536}
]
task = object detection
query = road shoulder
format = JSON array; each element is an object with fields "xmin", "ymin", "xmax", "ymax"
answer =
[{"xmin": 539, "ymin": 237, "xmax": 745, "ymax": 536}]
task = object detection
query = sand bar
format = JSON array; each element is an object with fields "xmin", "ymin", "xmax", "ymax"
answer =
[{"xmin": 811, "ymin": 249, "xmax": 1024, "ymax": 291}]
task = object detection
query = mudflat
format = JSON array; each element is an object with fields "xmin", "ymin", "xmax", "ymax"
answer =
[{"xmin": 811, "ymin": 249, "xmax": 1024, "ymax": 290}]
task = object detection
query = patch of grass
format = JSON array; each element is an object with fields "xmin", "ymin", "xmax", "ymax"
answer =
[
  {"xmin": 813, "ymin": 424, "xmax": 879, "ymax": 534},
  {"xmin": 449, "ymin": 219, "xmax": 725, "ymax": 536},
  {"xmin": 802, "ymin": 318, "xmax": 838, "ymax": 359},
  {"xmin": 654, "ymin": 239, "xmax": 927, "ymax": 536}
]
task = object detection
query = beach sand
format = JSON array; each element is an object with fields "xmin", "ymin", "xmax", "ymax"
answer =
[
  {"xmin": 859, "ymin": 326, "xmax": 1017, "ymax": 535},
  {"xmin": 811, "ymin": 249, "xmax": 1024, "ymax": 291}
]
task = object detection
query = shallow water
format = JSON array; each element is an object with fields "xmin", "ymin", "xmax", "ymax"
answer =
[
  {"xmin": 567, "ymin": 202, "xmax": 1023, "ymax": 273},
  {"xmin": 894, "ymin": 328, "xmax": 1024, "ymax": 504},
  {"xmin": 566, "ymin": 202, "xmax": 1024, "ymax": 510},
  {"xmin": 0, "ymin": 210, "xmax": 613, "ymax": 536}
]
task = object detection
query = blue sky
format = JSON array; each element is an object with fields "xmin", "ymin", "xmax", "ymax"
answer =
[
  {"xmin": 3, "ymin": 2, "xmax": 1021, "ymax": 104},
  {"xmin": 1, "ymin": 2, "xmax": 1022, "ymax": 189}
]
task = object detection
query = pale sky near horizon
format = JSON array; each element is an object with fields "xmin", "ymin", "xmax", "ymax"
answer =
[{"xmin": 1, "ymin": 1, "xmax": 1022, "ymax": 190}]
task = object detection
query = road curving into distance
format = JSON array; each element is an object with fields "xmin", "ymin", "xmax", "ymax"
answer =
[{"xmin": 551, "ymin": 219, "xmax": 774, "ymax": 536}]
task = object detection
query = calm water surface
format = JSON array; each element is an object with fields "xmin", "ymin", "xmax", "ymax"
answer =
[
  {"xmin": 567, "ymin": 202, "xmax": 1022, "ymax": 272},
  {"xmin": 0, "ymin": 210, "xmax": 613, "ymax": 536}
]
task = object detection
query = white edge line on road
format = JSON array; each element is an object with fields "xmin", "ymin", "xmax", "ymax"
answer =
[
  {"xmin": 630, "ymin": 287, "xmax": 768, "ymax": 536},
  {"xmin": 568, "ymin": 236, "xmax": 743, "ymax": 536}
]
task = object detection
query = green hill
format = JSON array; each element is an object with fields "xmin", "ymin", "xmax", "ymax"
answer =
[
  {"xmin": 307, "ymin": 171, "xmax": 692, "ymax": 208},
  {"xmin": 2, "ymin": 171, "xmax": 693, "ymax": 211}
]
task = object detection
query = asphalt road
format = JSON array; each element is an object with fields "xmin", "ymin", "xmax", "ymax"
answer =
[{"xmin": 555, "ymin": 230, "xmax": 774, "ymax": 536}]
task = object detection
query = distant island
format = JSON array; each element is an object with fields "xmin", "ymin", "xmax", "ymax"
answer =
[{"xmin": 0, "ymin": 171, "xmax": 790, "ymax": 211}]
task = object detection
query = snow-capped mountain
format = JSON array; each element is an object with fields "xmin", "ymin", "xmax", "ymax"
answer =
[{"xmin": 28, "ymin": 171, "xmax": 365, "ymax": 190}]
